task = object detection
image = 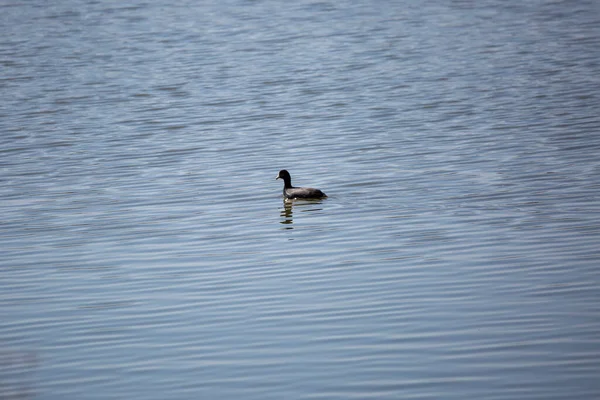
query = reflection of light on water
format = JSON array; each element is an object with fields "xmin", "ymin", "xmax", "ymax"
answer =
[
  {"xmin": 0, "ymin": 349, "xmax": 38, "ymax": 399},
  {"xmin": 279, "ymin": 198, "xmax": 325, "ymax": 229},
  {"xmin": 280, "ymin": 201, "xmax": 293, "ymax": 226}
]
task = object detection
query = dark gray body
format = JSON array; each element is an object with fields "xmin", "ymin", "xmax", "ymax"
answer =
[{"xmin": 283, "ymin": 186, "xmax": 327, "ymax": 199}]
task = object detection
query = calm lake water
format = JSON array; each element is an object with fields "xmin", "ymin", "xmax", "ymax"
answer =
[{"xmin": 1, "ymin": 0, "xmax": 600, "ymax": 399}]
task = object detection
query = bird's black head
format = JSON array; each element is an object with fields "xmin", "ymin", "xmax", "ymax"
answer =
[
  {"xmin": 276, "ymin": 170, "xmax": 291, "ymax": 181},
  {"xmin": 276, "ymin": 170, "xmax": 292, "ymax": 188}
]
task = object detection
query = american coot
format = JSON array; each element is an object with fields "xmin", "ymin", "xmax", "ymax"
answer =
[{"xmin": 276, "ymin": 170, "xmax": 327, "ymax": 199}]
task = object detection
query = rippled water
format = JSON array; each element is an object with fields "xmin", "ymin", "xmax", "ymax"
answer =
[{"xmin": 2, "ymin": 0, "xmax": 600, "ymax": 399}]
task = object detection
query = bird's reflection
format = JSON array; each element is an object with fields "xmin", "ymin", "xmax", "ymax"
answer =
[{"xmin": 279, "ymin": 198, "xmax": 325, "ymax": 229}]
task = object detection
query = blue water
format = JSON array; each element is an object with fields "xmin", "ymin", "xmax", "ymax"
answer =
[{"xmin": 1, "ymin": 0, "xmax": 600, "ymax": 399}]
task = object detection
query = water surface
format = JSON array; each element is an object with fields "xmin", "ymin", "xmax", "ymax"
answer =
[{"xmin": 1, "ymin": 0, "xmax": 600, "ymax": 399}]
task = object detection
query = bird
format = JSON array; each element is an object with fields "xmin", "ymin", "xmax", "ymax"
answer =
[{"xmin": 276, "ymin": 170, "xmax": 327, "ymax": 199}]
